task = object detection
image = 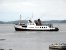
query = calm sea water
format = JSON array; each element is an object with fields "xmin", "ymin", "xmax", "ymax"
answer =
[{"xmin": 0, "ymin": 23, "xmax": 66, "ymax": 50}]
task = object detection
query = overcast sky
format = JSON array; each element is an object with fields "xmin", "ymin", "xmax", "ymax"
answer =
[{"xmin": 0, "ymin": 0, "xmax": 66, "ymax": 21}]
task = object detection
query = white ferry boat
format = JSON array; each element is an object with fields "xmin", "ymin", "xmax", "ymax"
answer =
[{"xmin": 14, "ymin": 18, "xmax": 59, "ymax": 31}]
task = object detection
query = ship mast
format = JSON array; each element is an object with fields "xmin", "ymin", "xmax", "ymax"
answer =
[{"xmin": 19, "ymin": 14, "xmax": 22, "ymax": 24}]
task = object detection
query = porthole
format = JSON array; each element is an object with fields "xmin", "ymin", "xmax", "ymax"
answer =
[
  {"xmin": 46, "ymin": 27, "xmax": 47, "ymax": 28},
  {"xmin": 42, "ymin": 27, "xmax": 43, "ymax": 28},
  {"xmin": 44, "ymin": 27, "xmax": 45, "ymax": 28}
]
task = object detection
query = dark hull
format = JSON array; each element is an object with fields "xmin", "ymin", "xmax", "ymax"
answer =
[
  {"xmin": 15, "ymin": 27, "xmax": 59, "ymax": 31},
  {"xmin": 49, "ymin": 47, "xmax": 66, "ymax": 49}
]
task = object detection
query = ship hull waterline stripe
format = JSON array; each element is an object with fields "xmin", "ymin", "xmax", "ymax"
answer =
[{"xmin": 15, "ymin": 27, "xmax": 59, "ymax": 31}]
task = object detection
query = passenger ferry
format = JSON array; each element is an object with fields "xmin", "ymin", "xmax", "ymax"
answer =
[{"xmin": 14, "ymin": 18, "xmax": 59, "ymax": 31}]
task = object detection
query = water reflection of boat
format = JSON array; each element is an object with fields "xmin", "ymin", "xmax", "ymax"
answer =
[
  {"xmin": 0, "ymin": 39, "xmax": 6, "ymax": 41},
  {"xmin": 14, "ymin": 15, "xmax": 59, "ymax": 31}
]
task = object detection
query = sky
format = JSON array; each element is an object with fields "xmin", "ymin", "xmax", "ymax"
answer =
[{"xmin": 0, "ymin": 0, "xmax": 66, "ymax": 21}]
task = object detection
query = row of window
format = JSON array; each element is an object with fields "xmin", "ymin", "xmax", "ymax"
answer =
[
  {"xmin": 40, "ymin": 27, "xmax": 47, "ymax": 28},
  {"xmin": 29, "ymin": 27, "xmax": 48, "ymax": 28}
]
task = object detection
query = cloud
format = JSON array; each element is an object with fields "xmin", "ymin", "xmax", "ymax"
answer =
[{"xmin": 0, "ymin": 0, "xmax": 66, "ymax": 21}]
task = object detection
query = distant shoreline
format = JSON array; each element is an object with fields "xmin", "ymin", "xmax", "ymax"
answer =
[{"xmin": 0, "ymin": 20, "xmax": 66, "ymax": 24}]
